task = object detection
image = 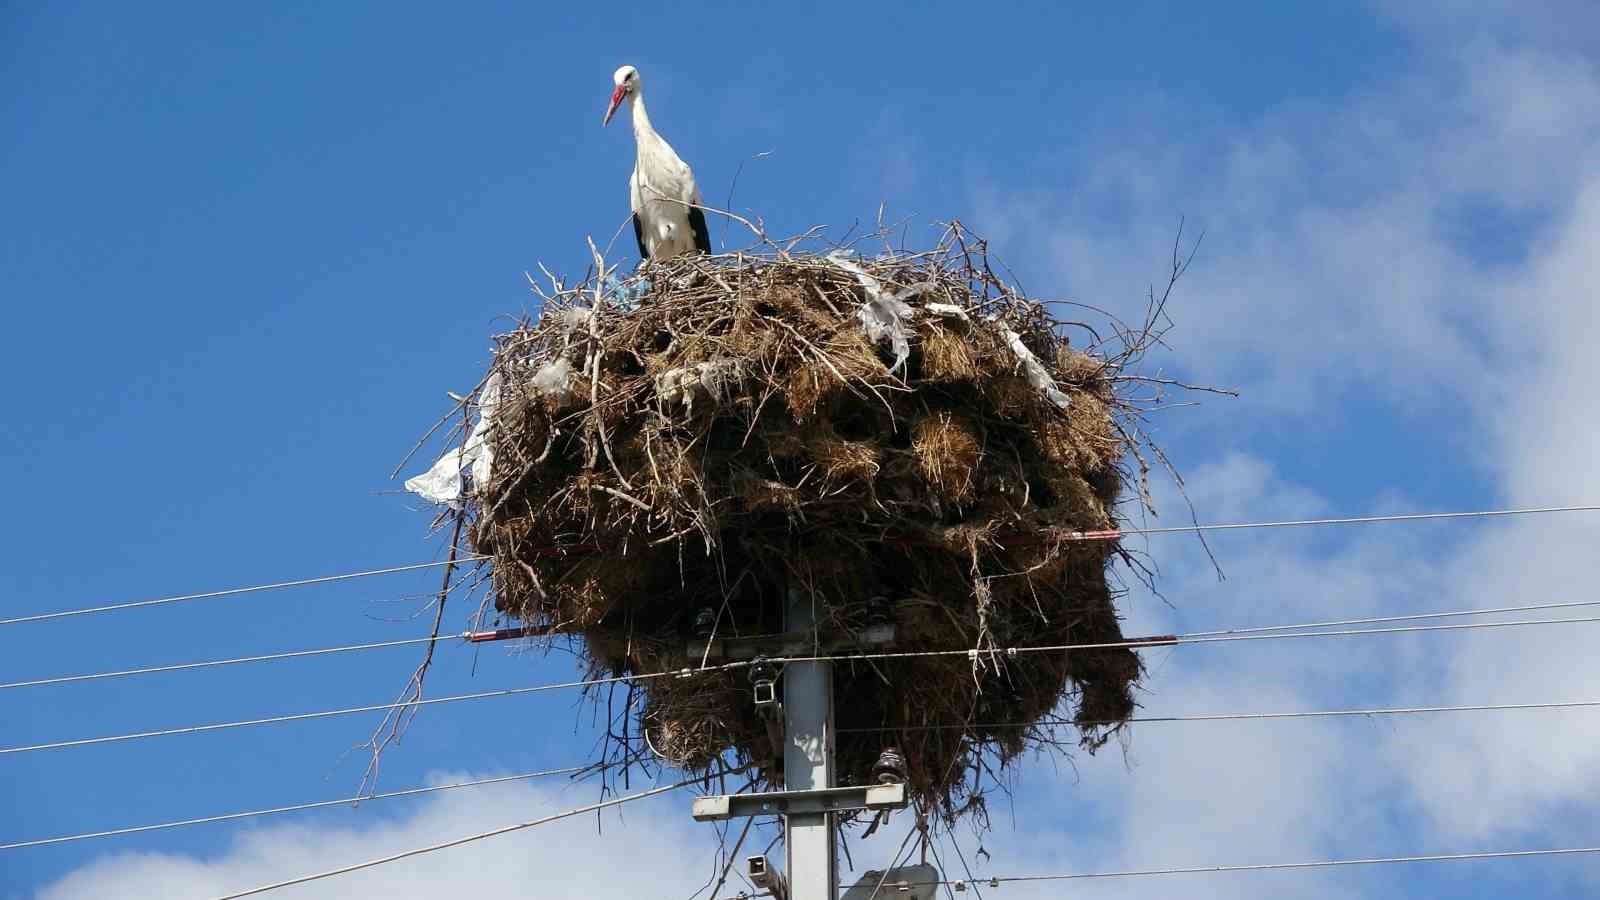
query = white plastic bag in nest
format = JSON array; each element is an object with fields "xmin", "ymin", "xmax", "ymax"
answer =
[
  {"xmin": 656, "ymin": 359, "xmax": 740, "ymax": 416},
  {"xmin": 994, "ymin": 323, "xmax": 1071, "ymax": 410},
  {"xmin": 924, "ymin": 302, "xmax": 970, "ymax": 322},
  {"xmin": 560, "ymin": 307, "xmax": 591, "ymax": 336},
  {"xmin": 827, "ymin": 251, "xmax": 937, "ymax": 375},
  {"xmin": 531, "ymin": 357, "xmax": 574, "ymax": 405},
  {"xmin": 405, "ymin": 373, "xmax": 503, "ymax": 508}
]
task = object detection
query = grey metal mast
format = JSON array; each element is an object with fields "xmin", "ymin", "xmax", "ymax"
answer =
[
  {"xmin": 783, "ymin": 586, "xmax": 837, "ymax": 900},
  {"xmin": 691, "ymin": 586, "xmax": 907, "ymax": 900}
]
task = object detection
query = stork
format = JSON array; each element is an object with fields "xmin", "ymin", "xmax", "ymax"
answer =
[{"xmin": 603, "ymin": 64, "xmax": 712, "ymax": 262}]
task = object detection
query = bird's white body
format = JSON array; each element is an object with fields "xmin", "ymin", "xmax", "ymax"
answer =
[
  {"xmin": 627, "ymin": 99, "xmax": 704, "ymax": 259},
  {"xmin": 605, "ymin": 65, "xmax": 711, "ymax": 261}
]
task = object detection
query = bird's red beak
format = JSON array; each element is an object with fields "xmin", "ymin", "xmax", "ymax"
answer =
[{"xmin": 603, "ymin": 85, "xmax": 627, "ymax": 126}]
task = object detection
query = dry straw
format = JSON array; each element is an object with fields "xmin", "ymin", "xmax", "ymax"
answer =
[{"xmin": 450, "ymin": 220, "xmax": 1200, "ymax": 827}]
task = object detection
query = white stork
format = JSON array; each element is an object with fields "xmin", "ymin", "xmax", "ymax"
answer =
[{"xmin": 603, "ymin": 64, "xmax": 712, "ymax": 261}]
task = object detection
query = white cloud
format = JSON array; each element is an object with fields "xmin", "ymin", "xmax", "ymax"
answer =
[
  {"xmin": 973, "ymin": 39, "xmax": 1600, "ymax": 420},
  {"xmin": 962, "ymin": 3, "xmax": 1600, "ymax": 886},
  {"xmin": 1378, "ymin": 0, "xmax": 1600, "ymax": 59},
  {"xmin": 36, "ymin": 775, "xmax": 717, "ymax": 900},
  {"xmin": 1388, "ymin": 176, "xmax": 1600, "ymax": 842}
]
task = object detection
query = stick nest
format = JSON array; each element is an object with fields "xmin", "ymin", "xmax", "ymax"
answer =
[{"xmin": 461, "ymin": 229, "xmax": 1160, "ymax": 826}]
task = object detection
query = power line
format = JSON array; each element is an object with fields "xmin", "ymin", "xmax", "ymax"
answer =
[
  {"xmin": 1185, "ymin": 597, "xmax": 1600, "ymax": 637},
  {"xmin": 836, "ymin": 698, "xmax": 1600, "ymax": 733},
  {"xmin": 0, "ymin": 766, "xmax": 584, "ymax": 851},
  {"xmin": 8, "ymin": 592, "xmax": 1599, "ymax": 693},
  {"xmin": 211, "ymin": 774, "xmax": 706, "ymax": 899},
  {"xmin": 0, "ymin": 558, "xmax": 488, "ymax": 627},
  {"xmin": 0, "ymin": 626, "xmax": 548, "ymax": 692},
  {"xmin": 0, "ymin": 634, "xmax": 454, "ymax": 691},
  {"xmin": 877, "ymin": 845, "xmax": 1600, "ymax": 889},
  {"xmin": 0, "ymin": 664, "xmax": 734, "ymax": 755},
  {"xmin": 1076, "ymin": 503, "xmax": 1600, "ymax": 542},
  {"xmin": 780, "ymin": 612, "xmax": 1600, "ymax": 665},
  {"xmin": 9, "ymin": 613, "xmax": 1600, "ymax": 756},
  {"xmin": 7, "ymin": 504, "xmax": 1596, "ymax": 630},
  {"xmin": 195, "ymin": 796, "xmax": 1600, "ymax": 897}
]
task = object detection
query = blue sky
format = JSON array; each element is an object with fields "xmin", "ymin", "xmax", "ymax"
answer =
[{"xmin": 5, "ymin": 2, "xmax": 1600, "ymax": 897}]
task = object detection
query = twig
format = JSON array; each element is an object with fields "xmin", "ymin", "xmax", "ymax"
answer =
[
  {"xmin": 705, "ymin": 816, "xmax": 755, "ymax": 900},
  {"xmin": 722, "ymin": 150, "xmax": 773, "ymax": 249},
  {"xmin": 585, "ymin": 235, "xmax": 635, "ymax": 490},
  {"xmin": 358, "ymin": 511, "xmax": 466, "ymax": 794},
  {"xmin": 596, "ymin": 484, "xmax": 652, "ymax": 512},
  {"xmin": 1111, "ymin": 374, "xmax": 1238, "ymax": 397},
  {"xmin": 654, "ymin": 194, "xmax": 771, "ymax": 249},
  {"xmin": 389, "ymin": 371, "xmax": 494, "ymax": 479}
]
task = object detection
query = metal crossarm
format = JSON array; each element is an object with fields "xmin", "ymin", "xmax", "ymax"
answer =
[{"xmin": 691, "ymin": 783, "xmax": 908, "ymax": 822}]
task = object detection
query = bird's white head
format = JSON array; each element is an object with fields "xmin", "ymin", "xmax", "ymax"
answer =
[{"xmin": 603, "ymin": 64, "xmax": 640, "ymax": 127}]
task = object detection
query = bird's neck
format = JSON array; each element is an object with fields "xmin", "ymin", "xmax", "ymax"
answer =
[{"xmin": 630, "ymin": 93, "xmax": 656, "ymax": 141}]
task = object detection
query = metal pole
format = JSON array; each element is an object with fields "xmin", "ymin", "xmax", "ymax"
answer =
[{"xmin": 784, "ymin": 584, "xmax": 836, "ymax": 900}]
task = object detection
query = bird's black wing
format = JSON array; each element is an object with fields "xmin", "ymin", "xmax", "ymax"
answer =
[
  {"xmin": 632, "ymin": 212, "xmax": 649, "ymax": 261},
  {"xmin": 688, "ymin": 205, "xmax": 712, "ymax": 254}
]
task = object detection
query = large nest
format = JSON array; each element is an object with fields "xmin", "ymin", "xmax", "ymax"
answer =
[{"xmin": 459, "ymin": 226, "xmax": 1172, "ymax": 825}]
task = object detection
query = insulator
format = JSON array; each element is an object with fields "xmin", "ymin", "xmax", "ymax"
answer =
[
  {"xmin": 872, "ymin": 745, "xmax": 907, "ymax": 785},
  {"xmin": 865, "ymin": 594, "xmax": 893, "ymax": 626},
  {"xmin": 692, "ymin": 607, "xmax": 717, "ymax": 638},
  {"xmin": 748, "ymin": 658, "xmax": 777, "ymax": 686}
]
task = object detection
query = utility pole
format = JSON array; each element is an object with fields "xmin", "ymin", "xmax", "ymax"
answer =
[
  {"xmin": 783, "ymin": 586, "xmax": 835, "ymax": 900},
  {"xmin": 691, "ymin": 585, "xmax": 907, "ymax": 900}
]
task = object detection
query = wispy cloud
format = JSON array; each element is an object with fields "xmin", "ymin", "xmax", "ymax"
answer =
[
  {"xmin": 958, "ymin": 5, "xmax": 1600, "ymax": 894},
  {"xmin": 36, "ymin": 776, "xmax": 716, "ymax": 900}
]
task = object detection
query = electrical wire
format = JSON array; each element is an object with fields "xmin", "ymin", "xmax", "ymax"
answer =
[
  {"xmin": 1092, "ymin": 503, "xmax": 1600, "ymax": 540},
  {"xmin": 0, "ymin": 634, "xmax": 456, "ymax": 691},
  {"xmin": 835, "ymin": 698, "xmax": 1600, "ymax": 734},
  {"xmin": 9, "ymin": 613, "xmax": 1600, "ymax": 757},
  {"xmin": 0, "ymin": 663, "xmax": 743, "ymax": 755},
  {"xmin": 0, "ymin": 766, "xmax": 584, "ymax": 851},
  {"xmin": 1184, "ymin": 597, "xmax": 1600, "ymax": 637},
  {"xmin": 6, "ymin": 504, "xmax": 1595, "ymax": 629},
  {"xmin": 210, "ymin": 774, "xmax": 707, "ymax": 899},
  {"xmin": 8, "ymin": 595, "xmax": 1599, "ymax": 694},
  {"xmin": 172, "ymin": 790, "xmax": 1600, "ymax": 896},
  {"xmin": 0, "ymin": 557, "xmax": 488, "ymax": 627},
  {"xmin": 869, "ymin": 845, "xmax": 1600, "ymax": 889},
  {"xmin": 0, "ymin": 625, "xmax": 548, "ymax": 692},
  {"xmin": 4, "ymin": 503, "xmax": 1587, "ymax": 889},
  {"xmin": 777, "ymin": 613, "xmax": 1600, "ymax": 665}
]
